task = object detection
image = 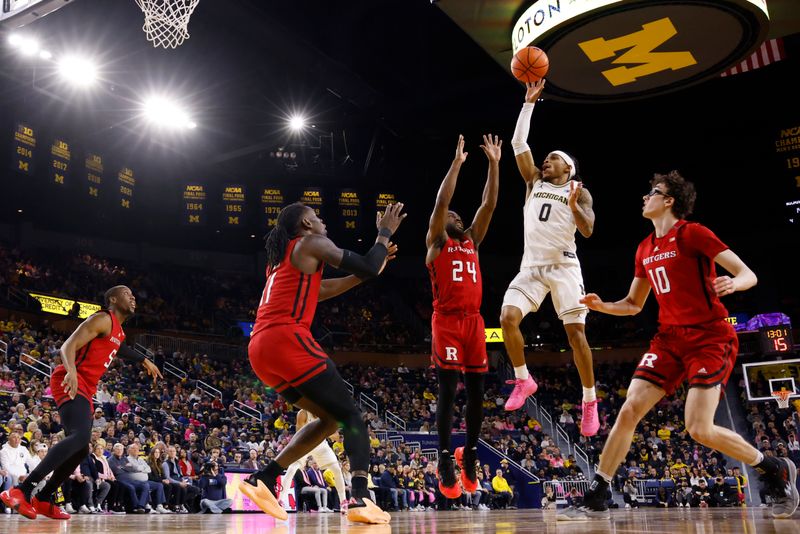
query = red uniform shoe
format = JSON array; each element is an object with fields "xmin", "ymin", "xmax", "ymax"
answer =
[
  {"xmin": 454, "ymin": 447, "xmax": 478, "ymax": 493},
  {"xmin": 31, "ymin": 497, "xmax": 71, "ymax": 519},
  {"xmin": 437, "ymin": 452, "xmax": 462, "ymax": 499},
  {"xmin": 1, "ymin": 488, "xmax": 37, "ymax": 519}
]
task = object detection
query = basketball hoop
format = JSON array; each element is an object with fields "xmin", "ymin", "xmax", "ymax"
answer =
[
  {"xmin": 134, "ymin": 0, "xmax": 200, "ymax": 49},
  {"xmin": 772, "ymin": 390, "xmax": 792, "ymax": 409}
]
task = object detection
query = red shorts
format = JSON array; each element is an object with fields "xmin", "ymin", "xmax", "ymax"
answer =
[
  {"xmin": 50, "ymin": 366, "xmax": 95, "ymax": 413},
  {"xmin": 633, "ymin": 320, "xmax": 738, "ymax": 395},
  {"xmin": 248, "ymin": 325, "xmax": 329, "ymax": 395},
  {"xmin": 431, "ymin": 312, "xmax": 488, "ymax": 373}
]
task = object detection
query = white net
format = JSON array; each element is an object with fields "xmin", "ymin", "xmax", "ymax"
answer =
[
  {"xmin": 772, "ymin": 391, "xmax": 792, "ymax": 409},
  {"xmin": 134, "ymin": 0, "xmax": 200, "ymax": 49}
]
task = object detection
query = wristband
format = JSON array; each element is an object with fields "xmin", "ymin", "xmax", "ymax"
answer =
[{"xmin": 378, "ymin": 227, "xmax": 392, "ymax": 238}]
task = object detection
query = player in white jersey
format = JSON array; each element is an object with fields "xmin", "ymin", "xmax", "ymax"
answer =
[
  {"xmin": 282, "ymin": 409, "xmax": 348, "ymax": 513},
  {"xmin": 500, "ymin": 80, "xmax": 600, "ymax": 437}
]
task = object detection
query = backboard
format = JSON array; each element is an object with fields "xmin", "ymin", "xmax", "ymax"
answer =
[
  {"xmin": 742, "ymin": 358, "xmax": 800, "ymax": 402},
  {"xmin": 0, "ymin": 0, "xmax": 73, "ymax": 27}
]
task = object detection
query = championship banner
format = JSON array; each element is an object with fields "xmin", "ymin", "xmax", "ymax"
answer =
[
  {"xmin": 260, "ymin": 187, "xmax": 284, "ymax": 229},
  {"xmin": 183, "ymin": 183, "xmax": 206, "ymax": 225},
  {"xmin": 13, "ymin": 122, "xmax": 36, "ymax": 175},
  {"xmin": 772, "ymin": 121, "xmax": 800, "ymax": 224},
  {"xmin": 300, "ymin": 186, "xmax": 323, "ymax": 216},
  {"xmin": 222, "ymin": 184, "xmax": 246, "ymax": 226},
  {"xmin": 85, "ymin": 153, "xmax": 103, "ymax": 200},
  {"xmin": 50, "ymin": 138, "xmax": 70, "ymax": 186},
  {"xmin": 376, "ymin": 191, "xmax": 397, "ymax": 211},
  {"xmin": 118, "ymin": 167, "xmax": 135, "ymax": 209},
  {"xmin": 28, "ymin": 292, "xmax": 101, "ymax": 319},
  {"xmin": 338, "ymin": 189, "xmax": 360, "ymax": 231}
]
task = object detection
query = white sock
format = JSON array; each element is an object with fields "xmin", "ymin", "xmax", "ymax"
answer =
[
  {"xmin": 582, "ymin": 387, "xmax": 597, "ymax": 403},
  {"xmin": 749, "ymin": 451, "xmax": 764, "ymax": 466},
  {"xmin": 514, "ymin": 365, "xmax": 529, "ymax": 380}
]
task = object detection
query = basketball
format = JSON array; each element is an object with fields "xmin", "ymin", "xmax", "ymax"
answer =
[{"xmin": 510, "ymin": 46, "xmax": 549, "ymax": 83}]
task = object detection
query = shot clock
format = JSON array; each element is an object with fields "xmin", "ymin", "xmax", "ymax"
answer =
[{"xmin": 760, "ymin": 324, "xmax": 794, "ymax": 356}]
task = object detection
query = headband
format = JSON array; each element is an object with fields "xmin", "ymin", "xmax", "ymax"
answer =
[{"xmin": 551, "ymin": 150, "xmax": 576, "ymax": 179}]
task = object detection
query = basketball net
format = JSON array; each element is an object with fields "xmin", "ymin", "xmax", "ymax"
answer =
[
  {"xmin": 134, "ymin": 0, "xmax": 200, "ymax": 49},
  {"xmin": 772, "ymin": 390, "xmax": 792, "ymax": 409}
]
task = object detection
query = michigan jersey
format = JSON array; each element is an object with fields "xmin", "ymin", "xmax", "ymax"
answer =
[{"xmin": 521, "ymin": 180, "xmax": 580, "ymax": 267}]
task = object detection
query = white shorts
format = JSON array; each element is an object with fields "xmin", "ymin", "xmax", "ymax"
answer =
[
  {"xmin": 502, "ymin": 263, "xmax": 588, "ymax": 324},
  {"xmin": 307, "ymin": 440, "xmax": 339, "ymax": 469}
]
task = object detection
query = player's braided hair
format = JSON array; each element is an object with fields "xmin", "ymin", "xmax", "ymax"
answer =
[
  {"xmin": 651, "ymin": 171, "xmax": 696, "ymax": 219},
  {"xmin": 264, "ymin": 202, "xmax": 307, "ymax": 268}
]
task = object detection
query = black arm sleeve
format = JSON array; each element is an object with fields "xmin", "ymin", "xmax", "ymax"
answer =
[
  {"xmin": 117, "ymin": 343, "xmax": 146, "ymax": 363},
  {"xmin": 338, "ymin": 243, "xmax": 389, "ymax": 280}
]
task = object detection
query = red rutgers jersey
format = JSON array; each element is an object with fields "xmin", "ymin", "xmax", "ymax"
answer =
[
  {"xmin": 51, "ymin": 309, "xmax": 125, "ymax": 406},
  {"xmin": 427, "ymin": 237, "xmax": 482, "ymax": 314},
  {"xmin": 635, "ymin": 220, "xmax": 729, "ymax": 326},
  {"xmin": 252, "ymin": 237, "xmax": 323, "ymax": 336}
]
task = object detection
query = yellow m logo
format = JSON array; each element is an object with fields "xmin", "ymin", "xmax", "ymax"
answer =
[
  {"xmin": 54, "ymin": 174, "xmax": 64, "ymax": 184},
  {"xmin": 578, "ymin": 18, "xmax": 697, "ymax": 86},
  {"xmin": 121, "ymin": 199, "xmax": 130, "ymax": 208},
  {"xmin": 228, "ymin": 216, "xmax": 239, "ymax": 225},
  {"xmin": 189, "ymin": 215, "xmax": 200, "ymax": 223},
  {"xmin": 18, "ymin": 161, "xmax": 29, "ymax": 172},
  {"xmin": 89, "ymin": 187, "xmax": 98, "ymax": 197},
  {"xmin": 267, "ymin": 217, "xmax": 277, "ymax": 227},
  {"xmin": 345, "ymin": 221, "xmax": 356, "ymax": 229}
]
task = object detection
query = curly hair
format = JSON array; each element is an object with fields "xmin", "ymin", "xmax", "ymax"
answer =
[
  {"xmin": 650, "ymin": 171, "xmax": 696, "ymax": 219},
  {"xmin": 263, "ymin": 202, "xmax": 309, "ymax": 268}
]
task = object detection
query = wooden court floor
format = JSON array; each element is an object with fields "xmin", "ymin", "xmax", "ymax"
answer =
[{"xmin": 1, "ymin": 508, "xmax": 798, "ymax": 533}]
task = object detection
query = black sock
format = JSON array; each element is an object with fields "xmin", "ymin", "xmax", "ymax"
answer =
[
  {"xmin": 755, "ymin": 455, "xmax": 781, "ymax": 474},
  {"xmin": 591, "ymin": 474, "xmax": 610, "ymax": 492},
  {"xmin": 351, "ymin": 475, "xmax": 369, "ymax": 501},
  {"xmin": 253, "ymin": 460, "xmax": 283, "ymax": 485}
]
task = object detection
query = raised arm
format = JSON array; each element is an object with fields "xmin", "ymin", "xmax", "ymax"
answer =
[
  {"xmin": 318, "ymin": 243, "xmax": 398, "ymax": 302},
  {"xmin": 711, "ymin": 249, "xmax": 757, "ymax": 296},
  {"xmin": 294, "ymin": 203, "xmax": 406, "ymax": 280},
  {"xmin": 466, "ymin": 134, "xmax": 501, "ymax": 247},
  {"xmin": 580, "ymin": 276, "xmax": 652, "ymax": 316},
  {"xmin": 426, "ymin": 136, "xmax": 468, "ymax": 249},
  {"xmin": 568, "ymin": 183, "xmax": 595, "ymax": 238},
  {"xmin": 512, "ymin": 80, "xmax": 546, "ymax": 199},
  {"xmin": 60, "ymin": 312, "xmax": 112, "ymax": 399}
]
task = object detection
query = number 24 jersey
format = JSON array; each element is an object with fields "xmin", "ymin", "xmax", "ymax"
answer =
[{"xmin": 427, "ymin": 237, "xmax": 482, "ymax": 315}]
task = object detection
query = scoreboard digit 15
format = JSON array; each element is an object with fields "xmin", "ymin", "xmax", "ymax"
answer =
[{"xmin": 760, "ymin": 324, "xmax": 794, "ymax": 356}]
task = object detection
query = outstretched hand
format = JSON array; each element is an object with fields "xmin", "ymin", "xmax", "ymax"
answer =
[
  {"xmin": 143, "ymin": 359, "xmax": 163, "ymax": 384},
  {"xmin": 378, "ymin": 242, "xmax": 398, "ymax": 275},
  {"xmin": 376, "ymin": 202, "xmax": 407, "ymax": 235},
  {"xmin": 454, "ymin": 134, "xmax": 468, "ymax": 164},
  {"xmin": 568, "ymin": 180, "xmax": 583, "ymax": 211},
  {"xmin": 525, "ymin": 79, "xmax": 546, "ymax": 103},
  {"xmin": 479, "ymin": 134, "xmax": 502, "ymax": 162},
  {"xmin": 579, "ymin": 293, "xmax": 603, "ymax": 311}
]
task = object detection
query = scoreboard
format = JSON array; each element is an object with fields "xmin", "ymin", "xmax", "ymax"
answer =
[{"xmin": 760, "ymin": 324, "xmax": 794, "ymax": 356}]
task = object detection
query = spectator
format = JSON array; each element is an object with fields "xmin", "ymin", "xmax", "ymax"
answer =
[
  {"xmin": 623, "ymin": 479, "xmax": 639, "ymax": 508},
  {"xmin": 108, "ymin": 443, "xmax": 152, "ymax": 514},
  {"xmin": 79, "ymin": 450, "xmax": 110, "ymax": 513},
  {"xmin": 491, "ymin": 469, "xmax": 513, "ymax": 509},
  {"xmin": 692, "ymin": 478, "xmax": 712, "ymax": 508},
  {"xmin": 198, "ymin": 462, "xmax": 232, "ymax": 514},
  {"xmin": 0, "ymin": 431, "xmax": 33, "ymax": 487},
  {"xmin": 306, "ymin": 459, "xmax": 334, "ymax": 513},
  {"xmin": 379, "ymin": 465, "xmax": 403, "ymax": 511},
  {"xmin": 163, "ymin": 445, "xmax": 200, "ymax": 513},
  {"xmin": 656, "ymin": 486, "xmax": 673, "ymax": 508},
  {"xmin": 92, "ymin": 442, "xmax": 128, "ymax": 514}
]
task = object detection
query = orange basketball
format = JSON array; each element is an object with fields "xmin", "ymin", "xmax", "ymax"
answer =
[{"xmin": 510, "ymin": 46, "xmax": 549, "ymax": 83}]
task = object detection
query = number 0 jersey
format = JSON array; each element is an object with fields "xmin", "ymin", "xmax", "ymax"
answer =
[
  {"xmin": 522, "ymin": 179, "xmax": 581, "ymax": 268},
  {"xmin": 427, "ymin": 237, "xmax": 482, "ymax": 314},
  {"xmin": 635, "ymin": 220, "xmax": 730, "ymax": 326}
]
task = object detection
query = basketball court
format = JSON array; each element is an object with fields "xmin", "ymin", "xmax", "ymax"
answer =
[{"xmin": 2, "ymin": 508, "xmax": 799, "ymax": 534}]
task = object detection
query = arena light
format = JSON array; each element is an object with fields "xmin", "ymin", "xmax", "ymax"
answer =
[
  {"xmin": 142, "ymin": 97, "xmax": 196, "ymax": 130},
  {"xmin": 38, "ymin": 50, "xmax": 52, "ymax": 60},
  {"xmin": 8, "ymin": 34, "xmax": 40, "ymax": 56},
  {"xmin": 57, "ymin": 56, "xmax": 98, "ymax": 87},
  {"xmin": 289, "ymin": 115, "xmax": 306, "ymax": 131}
]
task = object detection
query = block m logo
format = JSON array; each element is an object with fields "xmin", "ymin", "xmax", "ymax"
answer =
[
  {"xmin": 578, "ymin": 18, "xmax": 697, "ymax": 86},
  {"xmin": 345, "ymin": 221, "xmax": 356, "ymax": 229}
]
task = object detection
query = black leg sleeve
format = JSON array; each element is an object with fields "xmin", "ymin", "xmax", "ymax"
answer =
[
  {"xmin": 436, "ymin": 369, "xmax": 459, "ymax": 452},
  {"xmin": 464, "ymin": 372, "xmax": 485, "ymax": 450}
]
